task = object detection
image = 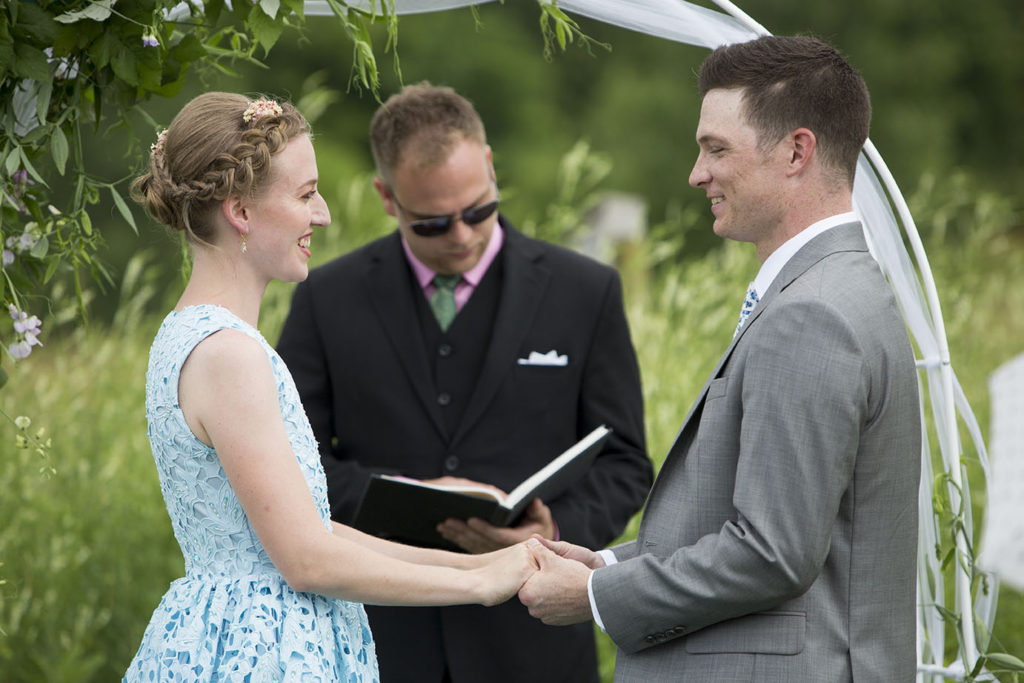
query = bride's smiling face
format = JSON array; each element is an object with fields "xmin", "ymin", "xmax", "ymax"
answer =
[{"xmin": 243, "ymin": 134, "xmax": 330, "ymax": 283}]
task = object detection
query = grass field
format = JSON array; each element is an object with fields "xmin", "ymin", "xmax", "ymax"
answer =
[{"xmin": 1, "ymin": 171, "xmax": 1021, "ymax": 681}]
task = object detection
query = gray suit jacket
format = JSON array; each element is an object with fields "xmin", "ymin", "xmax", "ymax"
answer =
[{"xmin": 592, "ymin": 223, "xmax": 921, "ymax": 682}]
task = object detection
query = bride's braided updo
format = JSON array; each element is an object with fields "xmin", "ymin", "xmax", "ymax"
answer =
[{"xmin": 131, "ymin": 92, "xmax": 309, "ymax": 245}]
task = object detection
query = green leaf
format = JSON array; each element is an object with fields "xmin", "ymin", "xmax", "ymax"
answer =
[
  {"xmin": 153, "ymin": 72, "xmax": 187, "ymax": 99},
  {"xmin": 88, "ymin": 27, "xmax": 115, "ymax": 69},
  {"xmin": 205, "ymin": 0, "xmax": 225, "ymax": 25},
  {"xmin": 29, "ymin": 234, "xmax": 48, "ymax": 259},
  {"xmin": 0, "ymin": 367, "xmax": 8, "ymax": 391},
  {"xmin": 54, "ymin": 0, "xmax": 117, "ymax": 24},
  {"xmin": 110, "ymin": 47, "xmax": 139, "ymax": 87},
  {"xmin": 12, "ymin": 42, "xmax": 51, "ymax": 81},
  {"xmin": 109, "ymin": 186, "xmax": 137, "ymax": 234},
  {"xmin": 282, "ymin": 0, "xmax": 305, "ymax": 20},
  {"xmin": 206, "ymin": 60, "xmax": 242, "ymax": 78},
  {"xmin": 0, "ymin": 22, "xmax": 15, "ymax": 78},
  {"xmin": 34, "ymin": 79, "xmax": 52, "ymax": 126},
  {"xmin": 248, "ymin": 5, "xmax": 285, "ymax": 54},
  {"xmin": 43, "ymin": 256, "xmax": 60, "ymax": 283},
  {"xmin": 12, "ymin": 2, "xmax": 59, "ymax": 44},
  {"xmin": 4, "ymin": 146, "xmax": 21, "ymax": 175},
  {"xmin": 987, "ymin": 653, "xmax": 1024, "ymax": 672},
  {"xmin": 260, "ymin": 0, "xmax": 281, "ymax": 20},
  {"xmin": 170, "ymin": 34, "xmax": 205, "ymax": 64},
  {"xmin": 17, "ymin": 149, "xmax": 47, "ymax": 188},
  {"xmin": 137, "ymin": 48, "xmax": 162, "ymax": 91},
  {"xmin": 50, "ymin": 126, "xmax": 69, "ymax": 176},
  {"xmin": 80, "ymin": 210, "xmax": 93, "ymax": 236}
]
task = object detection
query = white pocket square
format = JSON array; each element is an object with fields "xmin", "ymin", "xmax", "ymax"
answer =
[{"xmin": 517, "ymin": 350, "xmax": 568, "ymax": 367}]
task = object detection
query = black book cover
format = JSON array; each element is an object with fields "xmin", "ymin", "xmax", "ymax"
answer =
[{"xmin": 352, "ymin": 425, "xmax": 612, "ymax": 551}]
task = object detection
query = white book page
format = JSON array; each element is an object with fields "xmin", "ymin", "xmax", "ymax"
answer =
[
  {"xmin": 379, "ymin": 475, "xmax": 506, "ymax": 503},
  {"xmin": 504, "ymin": 425, "xmax": 611, "ymax": 508}
]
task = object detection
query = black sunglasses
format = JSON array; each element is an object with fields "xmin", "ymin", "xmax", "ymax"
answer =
[{"xmin": 391, "ymin": 191, "xmax": 499, "ymax": 238}]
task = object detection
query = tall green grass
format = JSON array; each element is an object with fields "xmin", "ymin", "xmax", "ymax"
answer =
[{"xmin": 1, "ymin": 169, "xmax": 1020, "ymax": 681}]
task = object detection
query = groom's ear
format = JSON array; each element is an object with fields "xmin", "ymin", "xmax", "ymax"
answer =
[{"xmin": 784, "ymin": 128, "xmax": 817, "ymax": 177}]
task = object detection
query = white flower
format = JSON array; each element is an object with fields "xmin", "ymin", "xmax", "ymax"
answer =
[
  {"xmin": 14, "ymin": 314, "xmax": 41, "ymax": 336},
  {"xmin": 9, "ymin": 340, "xmax": 33, "ymax": 359},
  {"xmin": 17, "ymin": 231, "xmax": 38, "ymax": 252},
  {"xmin": 2, "ymin": 250, "xmax": 13, "ymax": 267},
  {"xmin": 7, "ymin": 304, "xmax": 43, "ymax": 358},
  {"xmin": 6, "ymin": 223, "xmax": 41, "ymax": 254}
]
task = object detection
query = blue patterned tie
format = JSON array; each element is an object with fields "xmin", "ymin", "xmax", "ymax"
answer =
[
  {"xmin": 430, "ymin": 274, "xmax": 461, "ymax": 332},
  {"xmin": 734, "ymin": 283, "xmax": 759, "ymax": 338}
]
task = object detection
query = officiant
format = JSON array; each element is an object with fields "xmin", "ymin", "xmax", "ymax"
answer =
[{"xmin": 277, "ymin": 82, "xmax": 652, "ymax": 683}]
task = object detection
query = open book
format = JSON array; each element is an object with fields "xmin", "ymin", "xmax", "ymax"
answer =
[{"xmin": 352, "ymin": 425, "xmax": 612, "ymax": 550}]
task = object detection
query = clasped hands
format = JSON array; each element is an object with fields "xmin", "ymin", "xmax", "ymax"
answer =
[{"xmin": 425, "ymin": 478, "xmax": 601, "ymax": 625}]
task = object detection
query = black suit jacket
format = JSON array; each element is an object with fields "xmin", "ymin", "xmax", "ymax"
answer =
[{"xmin": 278, "ymin": 219, "xmax": 651, "ymax": 683}]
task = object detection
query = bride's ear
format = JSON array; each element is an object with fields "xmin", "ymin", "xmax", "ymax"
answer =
[{"xmin": 221, "ymin": 195, "xmax": 249, "ymax": 238}]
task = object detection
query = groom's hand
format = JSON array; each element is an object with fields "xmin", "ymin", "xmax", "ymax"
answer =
[
  {"xmin": 437, "ymin": 498, "xmax": 556, "ymax": 554},
  {"xmin": 518, "ymin": 537, "xmax": 594, "ymax": 625}
]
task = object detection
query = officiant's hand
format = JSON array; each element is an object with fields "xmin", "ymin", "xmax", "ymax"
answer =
[{"xmin": 437, "ymin": 498, "xmax": 556, "ymax": 554}]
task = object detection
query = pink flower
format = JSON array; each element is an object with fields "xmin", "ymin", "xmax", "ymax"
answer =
[{"xmin": 242, "ymin": 99, "xmax": 283, "ymax": 124}]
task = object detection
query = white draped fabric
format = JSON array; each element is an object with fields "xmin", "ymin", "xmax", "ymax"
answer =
[
  {"xmin": 979, "ymin": 354, "xmax": 1024, "ymax": 591},
  {"xmin": 300, "ymin": 1, "xmax": 994, "ymax": 679}
]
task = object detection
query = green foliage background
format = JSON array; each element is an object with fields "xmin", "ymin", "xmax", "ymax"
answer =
[{"xmin": 2, "ymin": 1, "xmax": 1023, "ymax": 680}]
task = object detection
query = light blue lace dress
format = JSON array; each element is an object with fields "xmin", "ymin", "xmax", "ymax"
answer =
[{"xmin": 124, "ymin": 305, "xmax": 378, "ymax": 682}]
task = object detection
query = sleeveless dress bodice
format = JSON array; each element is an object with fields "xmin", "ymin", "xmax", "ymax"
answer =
[{"xmin": 124, "ymin": 305, "xmax": 378, "ymax": 682}]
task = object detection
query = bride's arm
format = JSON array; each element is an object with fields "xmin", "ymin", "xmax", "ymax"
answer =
[
  {"xmin": 330, "ymin": 523, "xmax": 485, "ymax": 569},
  {"xmin": 179, "ymin": 330, "xmax": 534, "ymax": 606}
]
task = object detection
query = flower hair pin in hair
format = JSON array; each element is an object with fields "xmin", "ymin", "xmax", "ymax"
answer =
[
  {"xmin": 242, "ymin": 98, "xmax": 283, "ymax": 124},
  {"xmin": 150, "ymin": 129, "xmax": 168, "ymax": 157}
]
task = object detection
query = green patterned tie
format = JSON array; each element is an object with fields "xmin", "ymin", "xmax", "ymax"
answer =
[{"xmin": 430, "ymin": 274, "xmax": 461, "ymax": 332}]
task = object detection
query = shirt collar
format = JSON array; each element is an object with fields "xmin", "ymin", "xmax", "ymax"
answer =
[
  {"xmin": 752, "ymin": 211, "xmax": 858, "ymax": 297},
  {"xmin": 401, "ymin": 221, "xmax": 505, "ymax": 289}
]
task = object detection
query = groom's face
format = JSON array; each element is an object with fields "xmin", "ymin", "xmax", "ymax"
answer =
[{"xmin": 688, "ymin": 87, "xmax": 788, "ymax": 251}]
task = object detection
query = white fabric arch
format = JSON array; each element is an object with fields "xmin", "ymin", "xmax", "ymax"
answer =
[{"xmin": 303, "ymin": 1, "xmax": 994, "ymax": 678}]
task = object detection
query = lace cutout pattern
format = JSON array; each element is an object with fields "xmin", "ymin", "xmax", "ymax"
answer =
[{"xmin": 125, "ymin": 305, "xmax": 378, "ymax": 681}]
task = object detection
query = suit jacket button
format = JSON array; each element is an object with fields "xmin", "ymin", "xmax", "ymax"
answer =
[
  {"xmin": 645, "ymin": 635, "xmax": 656, "ymax": 643},
  {"xmin": 444, "ymin": 455, "xmax": 460, "ymax": 472},
  {"xmin": 438, "ymin": 343, "xmax": 453, "ymax": 357},
  {"xmin": 437, "ymin": 392, "xmax": 451, "ymax": 406}
]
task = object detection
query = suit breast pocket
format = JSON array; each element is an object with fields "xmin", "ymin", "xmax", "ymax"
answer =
[
  {"xmin": 696, "ymin": 376, "xmax": 738, "ymax": 443},
  {"xmin": 706, "ymin": 376, "xmax": 729, "ymax": 401}
]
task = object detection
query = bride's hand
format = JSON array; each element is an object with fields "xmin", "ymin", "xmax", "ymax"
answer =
[{"xmin": 472, "ymin": 541, "xmax": 540, "ymax": 606}]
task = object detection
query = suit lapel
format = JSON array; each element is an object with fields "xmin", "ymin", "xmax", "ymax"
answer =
[
  {"xmin": 364, "ymin": 233, "xmax": 448, "ymax": 440},
  {"xmin": 451, "ymin": 222, "xmax": 549, "ymax": 447},
  {"xmin": 659, "ymin": 223, "xmax": 867, "ymax": 471}
]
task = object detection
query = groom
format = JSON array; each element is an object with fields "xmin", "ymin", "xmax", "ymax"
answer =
[{"xmin": 519, "ymin": 35, "xmax": 921, "ymax": 681}]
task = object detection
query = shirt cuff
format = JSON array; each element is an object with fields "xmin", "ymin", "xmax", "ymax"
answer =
[{"xmin": 587, "ymin": 549, "xmax": 619, "ymax": 633}]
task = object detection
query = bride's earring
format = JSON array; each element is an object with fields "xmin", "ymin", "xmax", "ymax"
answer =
[{"xmin": 240, "ymin": 233, "xmax": 247, "ymax": 254}]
